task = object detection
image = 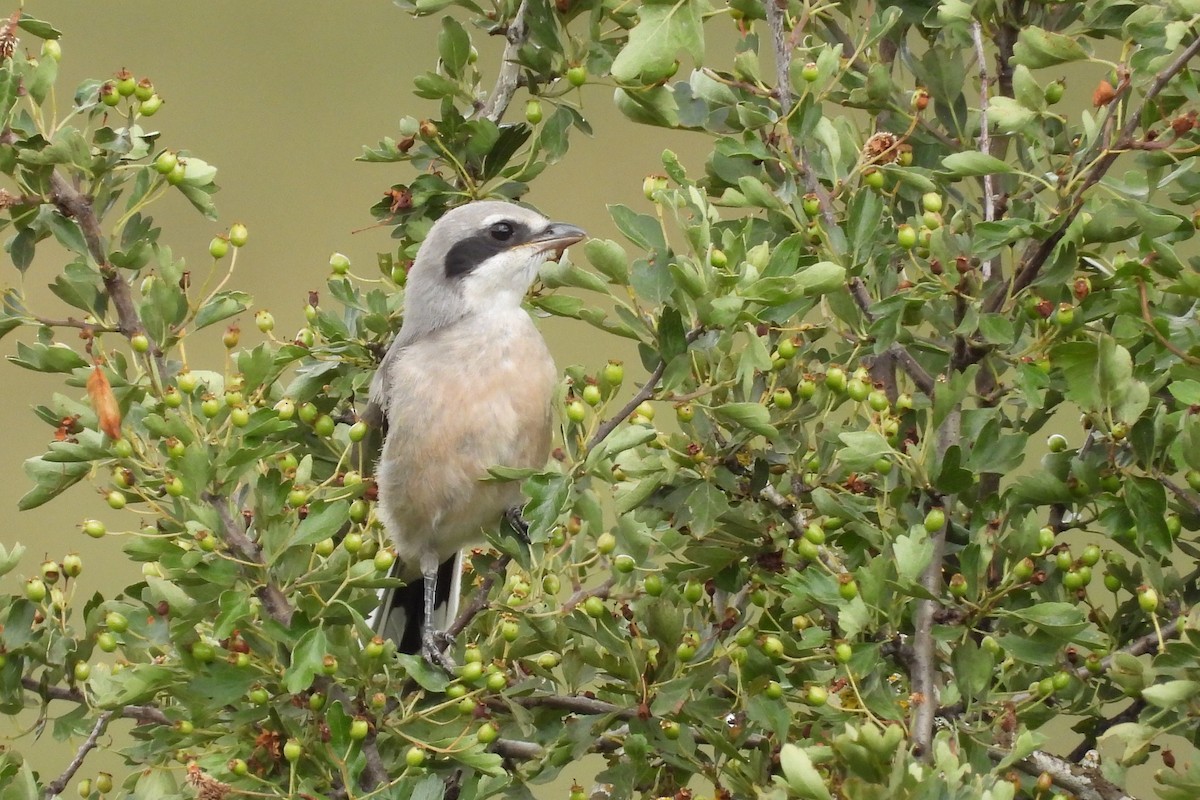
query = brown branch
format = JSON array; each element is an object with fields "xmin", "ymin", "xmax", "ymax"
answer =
[
  {"xmin": 20, "ymin": 677, "xmax": 169, "ymax": 725},
  {"xmin": 990, "ymin": 746, "xmax": 1137, "ymax": 800},
  {"xmin": 30, "ymin": 314, "xmax": 119, "ymax": 333},
  {"xmin": 446, "ymin": 554, "xmax": 512, "ymax": 638},
  {"xmin": 909, "ymin": 507, "xmax": 949, "ymax": 758},
  {"xmin": 588, "ymin": 328, "xmax": 703, "ymax": 449},
  {"xmin": 888, "ymin": 345, "xmax": 937, "ymax": 397},
  {"xmin": 985, "ymin": 32, "xmax": 1200, "ymax": 313},
  {"xmin": 43, "ymin": 711, "xmax": 114, "ymax": 799},
  {"xmin": 1156, "ymin": 472, "xmax": 1200, "ymax": 518},
  {"xmin": 1067, "ymin": 698, "xmax": 1145, "ymax": 764},
  {"xmin": 477, "ymin": 0, "xmax": 529, "ymax": 123},
  {"xmin": 970, "ymin": 21, "xmax": 996, "ymax": 281},
  {"xmin": 205, "ymin": 493, "xmax": 294, "ymax": 627},
  {"xmin": 561, "ymin": 577, "xmax": 614, "ymax": 614},
  {"xmin": 494, "ymin": 692, "xmax": 630, "ymax": 718}
]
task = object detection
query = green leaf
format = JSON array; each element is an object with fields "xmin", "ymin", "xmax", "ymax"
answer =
[
  {"xmin": 1002, "ymin": 602, "xmax": 1088, "ymax": 635},
  {"xmin": 586, "ymin": 424, "xmax": 658, "ymax": 470},
  {"xmin": 611, "ymin": 0, "xmax": 705, "ymax": 85},
  {"xmin": 438, "ymin": 17, "xmax": 470, "ymax": 77},
  {"xmin": 940, "ymin": 152, "xmax": 1016, "ymax": 177},
  {"xmin": 1141, "ymin": 680, "xmax": 1200, "ymax": 708},
  {"xmin": 584, "ymin": 238, "xmax": 630, "ymax": 284},
  {"xmin": 1125, "ymin": 476, "xmax": 1170, "ymax": 556},
  {"xmin": 892, "ymin": 529, "xmax": 933, "ymax": 584},
  {"xmin": 283, "ymin": 626, "xmax": 328, "ymax": 693},
  {"xmin": 1013, "ymin": 27, "xmax": 1090, "ymax": 68},
  {"xmin": 19, "ymin": 456, "xmax": 89, "ymax": 510},
  {"xmin": 779, "ymin": 744, "xmax": 833, "ymax": 800},
  {"xmin": 290, "ymin": 501, "xmax": 350, "ymax": 549},
  {"xmin": 194, "ymin": 291, "xmax": 251, "ymax": 330},
  {"xmin": 712, "ymin": 402, "xmax": 778, "ymax": 437},
  {"xmin": 795, "ymin": 261, "xmax": 846, "ymax": 296},
  {"xmin": 0, "ymin": 542, "xmax": 25, "ymax": 579},
  {"xmin": 837, "ymin": 431, "xmax": 892, "ymax": 471}
]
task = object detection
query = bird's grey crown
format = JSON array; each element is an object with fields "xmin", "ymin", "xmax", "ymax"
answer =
[{"xmin": 364, "ymin": 200, "xmax": 585, "ymax": 425}]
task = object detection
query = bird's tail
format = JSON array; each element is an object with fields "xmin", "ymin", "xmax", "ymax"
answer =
[{"xmin": 370, "ymin": 552, "xmax": 462, "ymax": 654}]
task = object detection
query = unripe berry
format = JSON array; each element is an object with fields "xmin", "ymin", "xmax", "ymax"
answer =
[
  {"xmin": 1137, "ymin": 585, "xmax": 1158, "ymax": 613},
  {"xmin": 566, "ymin": 66, "xmax": 587, "ymax": 87},
  {"xmin": 329, "ymin": 252, "xmax": 351, "ymax": 275},
  {"xmin": 209, "ymin": 236, "xmax": 229, "ymax": 259},
  {"xmin": 524, "ymin": 99, "xmax": 543, "ymax": 125},
  {"xmin": 228, "ymin": 223, "xmax": 249, "ymax": 248},
  {"xmin": 602, "ymin": 360, "xmax": 624, "ymax": 385},
  {"xmin": 139, "ymin": 94, "xmax": 163, "ymax": 116},
  {"xmin": 154, "ymin": 150, "xmax": 178, "ymax": 175}
]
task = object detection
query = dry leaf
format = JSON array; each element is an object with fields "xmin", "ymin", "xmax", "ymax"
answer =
[
  {"xmin": 87, "ymin": 365, "xmax": 122, "ymax": 440},
  {"xmin": 1092, "ymin": 79, "xmax": 1116, "ymax": 107}
]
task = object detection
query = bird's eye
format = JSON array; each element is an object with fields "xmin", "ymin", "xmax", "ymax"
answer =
[{"xmin": 489, "ymin": 222, "xmax": 514, "ymax": 241}]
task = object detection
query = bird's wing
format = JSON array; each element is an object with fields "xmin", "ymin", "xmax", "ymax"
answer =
[{"xmin": 364, "ymin": 337, "xmax": 406, "ymax": 428}]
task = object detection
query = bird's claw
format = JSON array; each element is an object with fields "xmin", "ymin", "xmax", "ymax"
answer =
[
  {"xmin": 421, "ymin": 628, "xmax": 457, "ymax": 672},
  {"xmin": 505, "ymin": 506, "xmax": 531, "ymax": 544}
]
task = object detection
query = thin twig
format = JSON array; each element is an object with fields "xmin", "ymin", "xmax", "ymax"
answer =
[
  {"xmin": 764, "ymin": 0, "xmax": 836, "ymax": 227},
  {"xmin": 42, "ymin": 711, "xmax": 115, "ymax": 799},
  {"xmin": 205, "ymin": 493, "xmax": 294, "ymax": 627},
  {"xmin": 1138, "ymin": 280, "xmax": 1200, "ymax": 365},
  {"xmin": 1156, "ymin": 472, "xmax": 1200, "ymax": 517},
  {"xmin": 20, "ymin": 677, "xmax": 168, "ymax": 725},
  {"xmin": 446, "ymin": 554, "xmax": 512, "ymax": 638},
  {"xmin": 478, "ymin": 0, "xmax": 530, "ymax": 123},
  {"xmin": 588, "ymin": 329, "xmax": 703, "ymax": 449},
  {"xmin": 561, "ymin": 577, "xmax": 614, "ymax": 614}
]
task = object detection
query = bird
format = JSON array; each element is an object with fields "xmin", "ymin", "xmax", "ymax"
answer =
[{"xmin": 364, "ymin": 200, "xmax": 586, "ymax": 665}]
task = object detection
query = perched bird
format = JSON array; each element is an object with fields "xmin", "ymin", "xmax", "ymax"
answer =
[{"xmin": 365, "ymin": 200, "xmax": 585, "ymax": 664}]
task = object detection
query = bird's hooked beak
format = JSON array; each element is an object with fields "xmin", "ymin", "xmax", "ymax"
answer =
[{"xmin": 528, "ymin": 222, "xmax": 587, "ymax": 258}]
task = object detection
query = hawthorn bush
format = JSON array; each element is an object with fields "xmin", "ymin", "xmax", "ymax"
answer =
[{"xmin": 3, "ymin": 1, "xmax": 1200, "ymax": 799}]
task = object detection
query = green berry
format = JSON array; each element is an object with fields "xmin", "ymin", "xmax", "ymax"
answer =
[
  {"xmin": 583, "ymin": 595, "xmax": 606, "ymax": 618},
  {"xmin": 923, "ymin": 508, "xmax": 946, "ymax": 533},
  {"xmin": 329, "ymin": 252, "xmax": 351, "ymax": 275},
  {"xmin": 283, "ymin": 739, "xmax": 302, "ymax": 762},
  {"xmin": 228, "ymin": 223, "xmax": 249, "ymax": 248},
  {"xmin": 405, "ymin": 746, "xmax": 426, "ymax": 768},
  {"xmin": 524, "ymin": 99, "xmax": 543, "ymax": 125},
  {"xmin": 154, "ymin": 151, "xmax": 178, "ymax": 175},
  {"xmin": 139, "ymin": 94, "xmax": 163, "ymax": 116},
  {"xmin": 566, "ymin": 66, "xmax": 587, "ymax": 87}
]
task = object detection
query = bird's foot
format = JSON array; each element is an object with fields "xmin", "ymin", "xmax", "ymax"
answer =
[
  {"xmin": 421, "ymin": 628, "xmax": 457, "ymax": 672},
  {"xmin": 504, "ymin": 506, "xmax": 531, "ymax": 544}
]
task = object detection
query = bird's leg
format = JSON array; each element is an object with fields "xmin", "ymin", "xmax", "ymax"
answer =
[
  {"xmin": 420, "ymin": 551, "xmax": 457, "ymax": 671},
  {"xmin": 504, "ymin": 506, "xmax": 530, "ymax": 544}
]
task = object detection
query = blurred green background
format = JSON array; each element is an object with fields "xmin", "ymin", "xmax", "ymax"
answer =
[{"xmin": 2, "ymin": 0, "xmax": 701, "ymax": 788}]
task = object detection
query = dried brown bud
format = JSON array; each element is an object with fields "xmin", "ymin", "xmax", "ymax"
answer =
[{"xmin": 1092, "ymin": 79, "xmax": 1116, "ymax": 107}]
